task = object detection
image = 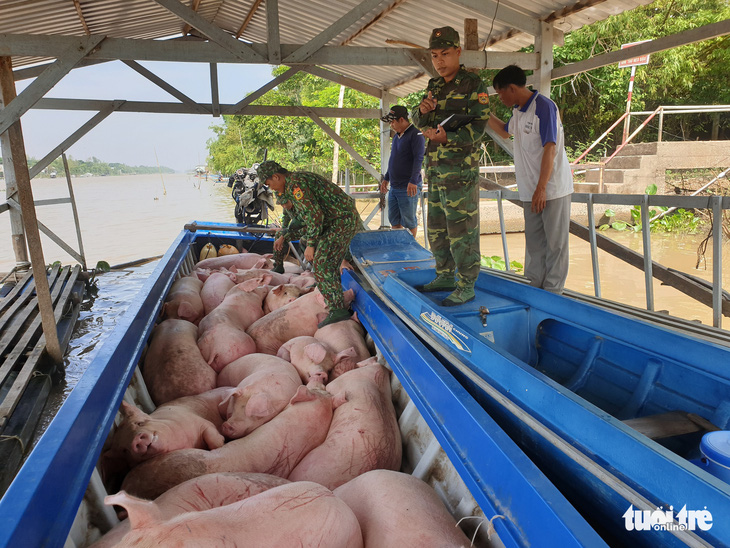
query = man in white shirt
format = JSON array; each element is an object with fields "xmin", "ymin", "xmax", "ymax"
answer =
[{"xmin": 488, "ymin": 65, "xmax": 574, "ymax": 294}]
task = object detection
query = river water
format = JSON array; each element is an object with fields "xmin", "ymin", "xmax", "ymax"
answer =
[{"xmin": 1, "ymin": 173, "xmax": 728, "ymax": 326}]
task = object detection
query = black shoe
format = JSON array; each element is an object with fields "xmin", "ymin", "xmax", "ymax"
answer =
[
  {"xmin": 317, "ymin": 308, "xmax": 351, "ymax": 328},
  {"xmin": 271, "ymin": 263, "xmax": 285, "ymax": 274}
]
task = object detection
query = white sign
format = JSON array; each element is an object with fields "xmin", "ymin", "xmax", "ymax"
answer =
[{"xmin": 619, "ymin": 40, "xmax": 651, "ymax": 68}]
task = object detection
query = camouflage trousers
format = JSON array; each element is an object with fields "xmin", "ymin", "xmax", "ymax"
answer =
[
  {"xmin": 312, "ymin": 215, "xmax": 360, "ymax": 311},
  {"xmin": 426, "ymin": 168, "xmax": 481, "ymax": 288}
]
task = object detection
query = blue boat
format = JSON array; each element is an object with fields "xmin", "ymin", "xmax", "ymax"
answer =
[
  {"xmin": 350, "ymin": 229, "xmax": 730, "ymax": 548},
  {"xmin": 0, "ymin": 222, "xmax": 602, "ymax": 548}
]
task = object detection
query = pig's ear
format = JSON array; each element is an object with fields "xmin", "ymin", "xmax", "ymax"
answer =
[
  {"xmin": 357, "ymin": 356, "xmax": 380, "ymax": 368},
  {"xmin": 332, "ymin": 391, "xmax": 349, "ymax": 409},
  {"xmin": 218, "ymin": 392, "xmax": 235, "ymax": 418},
  {"xmin": 160, "ymin": 302, "xmax": 169, "ymax": 320},
  {"xmin": 271, "ymin": 285, "xmax": 284, "ymax": 295},
  {"xmin": 253, "ymin": 258, "xmax": 269, "ymax": 269},
  {"xmin": 105, "ymin": 491, "xmax": 163, "ymax": 530},
  {"xmin": 194, "ymin": 268, "xmax": 209, "ymax": 282},
  {"xmin": 263, "ymin": 253, "xmax": 274, "ymax": 259},
  {"xmin": 305, "ymin": 343, "xmax": 328, "ymax": 365},
  {"xmin": 334, "ymin": 347, "xmax": 357, "ymax": 363},
  {"xmin": 178, "ymin": 302, "xmax": 195, "ymax": 322},
  {"xmin": 351, "ymin": 311, "xmax": 361, "ymax": 324},
  {"xmin": 245, "ymin": 394, "xmax": 274, "ymax": 418},
  {"xmin": 238, "ymin": 278, "xmax": 262, "ymax": 292},
  {"xmin": 343, "ymin": 289, "xmax": 355, "ymax": 304},
  {"xmin": 289, "ymin": 385, "xmax": 314, "ymax": 404},
  {"xmin": 276, "ymin": 346, "xmax": 291, "ymax": 362},
  {"xmin": 260, "ymin": 273, "xmax": 273, "ymax": 286},
  {"xmin": 120, "ymin": 401, "xmax": 140, "ymax": 419},
  {"xmin": 314, "ymin": 289, "xmax": 326, "ymax": 307},
  {"xmin": 316, "ymin": 312, "xmax": 328, "ymax": 324}
]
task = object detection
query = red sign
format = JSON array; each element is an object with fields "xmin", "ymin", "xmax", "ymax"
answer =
[{"xmin": 618, "ymin": 41, "xmax": 651, "ymax": 68}]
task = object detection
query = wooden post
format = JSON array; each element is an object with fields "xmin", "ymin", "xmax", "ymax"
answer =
[
  {"xmin": 0, "ymin": 56, "xmax": 63, "ymax": 363},
  {"xmin": 464, "ymin": 19, "xmax": 479, "ymax": 74}
]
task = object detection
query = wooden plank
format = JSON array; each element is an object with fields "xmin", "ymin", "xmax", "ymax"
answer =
[
  {"xmin": 0, "ymin": 266, "xmax": 78, "ymax": 430},
  {"xmin": 0, "ymin": 265, "xmax": 63, "ymax": 387},
  {"xmin": 0, "ymin": 268, "xmax": 33, "ymax": 316},
  {"xmin": 0, "ymin": 264, "xmax": 60, "ymax": 354},
  {"xmin": 623, "ymin": 411, "xmax": 719, "ymax": 440}
]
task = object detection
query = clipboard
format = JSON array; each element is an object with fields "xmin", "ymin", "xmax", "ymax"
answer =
[{"xmin": 438, "ymin": 114, "xmax": 476, "ymax": 131}]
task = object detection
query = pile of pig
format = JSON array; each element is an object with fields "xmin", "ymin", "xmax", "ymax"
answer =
[{"xmin": 94, "ymin": 247, "xmax": 472, "ymax": 547}]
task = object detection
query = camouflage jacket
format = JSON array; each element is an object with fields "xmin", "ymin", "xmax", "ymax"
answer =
[
  {"xmin": 411, "ymin": 66, "xmax": 490, "ymax": 171},
  {"xmin": 274, "ymin": 171, "xmax": 359, "ymax": 248},
  {"xmin": 278, "ymin": 208, "xmax": 306, "ymax": 243}
]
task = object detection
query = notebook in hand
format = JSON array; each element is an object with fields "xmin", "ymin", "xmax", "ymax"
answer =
[{"xmin": 438, "ymin": 114, "xmax": 476, "ymax": 131}]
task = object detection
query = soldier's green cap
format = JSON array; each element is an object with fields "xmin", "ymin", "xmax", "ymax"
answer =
[
  {"xmin": 256, "ymin": 160, "xmax": 284, "ymax": 182},
  {"xmin": 429, "ymin": 26, "xmax": 460, "ymax": 49}
]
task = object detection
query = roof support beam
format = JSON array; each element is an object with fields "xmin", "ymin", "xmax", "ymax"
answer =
[
  {"xmin": 235, "ymin": 0, "xmax": 264, "ymax": 39},
  {"xmin": 552, "ymin": 19, "xmax": 730, "ymax": 79},
  {"xmin": 29, "ymin": 101, "xmax": 124, "ymax": 180},
  {"xmin": 122, "ymin": 59, "xmax": 211, "ymax": 114},
  {"xmin": 266, "ymin": 0, "xmax": 281, "ymax": 64},
  {"xmin": 303, "ymin": 66, "xmax": 383, "ymax": 98},
  {"xmin": 182, "ymin": 0, "xmax": 203, "ymax": 36},
  {"xmin": 445, "ymin": 0, "xmax": 540, "ymax": 36},
  {"xmin": 209, "ymin": 63, "xmax": 220, "ymax": 117},
  {"xmin": 0, "ymin": 35, "xmax": 105, "ymax": 136},
  {"xmin": 151, "ymin": 0, "xmax": 267, "ymax": 63},
  {"xmin": 282, "ymin": 0, "xmax": 389, "ymax": 64},
  {"xmin": 72, "ymin": 0, "xmax": 91, "ymax": 35},
  {"xmin": 301, "ymin": 106, "xmax": 381, "ymax": 181},
  {"xmin": 231, "ymin": 66, "xmax": 302, "ymax": 114},
  {"xmin": 534, "ymin": 22, "xmax": 554, "ymax": 96},
  {"xmin": 404, "ymin": 49, "xmax": 438, "ymax": 78}
]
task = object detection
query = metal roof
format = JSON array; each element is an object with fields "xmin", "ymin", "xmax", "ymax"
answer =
[{"xmin": 0, "ymin": 0, "xmax": 655, "ymax": 97}]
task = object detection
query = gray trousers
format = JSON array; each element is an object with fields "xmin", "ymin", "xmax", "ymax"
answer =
[{"xmin": 523, "ymin": 194, "xmax": 571, "ymax": 294}]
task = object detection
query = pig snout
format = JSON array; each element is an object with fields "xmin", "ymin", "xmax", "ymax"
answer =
[
  {"xmin": 309, "ymin": 371, "xmax": 328, "ymax": 385},
  {"xmin": 220, "ymin": 421, "xmax": 238, "ymax": 438},
  {"xmin": 132, "ymin": 431, "xmax": 156, "ymax": 455}
]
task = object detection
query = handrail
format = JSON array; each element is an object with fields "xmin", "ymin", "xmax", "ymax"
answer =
[
  {"xmin": 604, "ymin": 106, "xmax": 662, "ymax": 164},
  {"xmin": 571, "ymin": 113, "xmax": 628, "ymax": 165}
]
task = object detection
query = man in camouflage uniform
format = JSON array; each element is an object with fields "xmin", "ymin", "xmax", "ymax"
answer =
[
  {"xmin": 411, "ymin": 26, "xmax": 490, "ymax": 306},
  {"xmin": 271, "ymin": 201, "xmax": 306, "ymax": 274},
  {"xmin": 257, "ymin": 160, "xmax": 360, "ymax": 327}
]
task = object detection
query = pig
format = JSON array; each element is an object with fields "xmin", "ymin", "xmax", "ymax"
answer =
[
  {"xmin": 160, "ymin": 275, "xmax": 204, "ymax": 324},
  {"xmin": 121, "ymin": 384, "xmax": 335, "ymax": 499},
  {"xmin": 200, "ymin": 271, "xmax": 236, "ymax": 315},
  {"xmin": 90, "ymin": 473, "xmax": 290, "ymax": 548},
  {"xmin": 314, "ymin": 313, "xmax": 372, "ymax": 379},
  {"xmin": 247, "ymin": 288, "xmax": 354, "ymax": 355},
  {"xmin": 197, "ymin": 322, "xmax": 257, "ymax": 373},
  {"xmin": 230, "ymin": 267, "xmax": 291, "ymax": 286},
  {"xmin": 333, "ymin": 470, "xmax": 471, "ymax": 548},
  {"xmin": 218, "ymin": 364, "xmax": 302, "ymax": 439},
  {"xmin": 142, "ymin": 319, "xmax": 216, "ymax": 405},
  {"xmin": 196, "ymin": 252, "xmax": 272, "ymax": 271},
  {"xmin": 288, "ymin": 358, "xmax": 401, "ymax": 490},
  {"xmin": 105, "ymin": 481, "xmax": 362, "ymax": 548},
  {"xmin": 100, "ymin": 389, "xmax": 229, "ymax": 491},
  {"xmin": 277, "ymin": 335, "xmax": 358, "ymax": 384},
  {"xmin": 216, "ymin": 353, "xmax": 295, "ymax": 388},
  {"xmin": 264, "ymin": 284, "xmax": 309, "ymax": 314}
]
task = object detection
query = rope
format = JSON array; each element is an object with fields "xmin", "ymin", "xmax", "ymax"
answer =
[{"xmin": 0, "ymin": 434, "xmax": 25, "ymax": 453}]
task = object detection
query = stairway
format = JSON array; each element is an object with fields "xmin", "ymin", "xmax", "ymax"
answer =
[{"xmin": 577, "ymin": 140, "xmax": 730, "ymax": 194}]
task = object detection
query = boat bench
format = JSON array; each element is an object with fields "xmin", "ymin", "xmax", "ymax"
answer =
[{"xmin": 622, "ymin": 411, "xmax": 721, "ymax": 440}]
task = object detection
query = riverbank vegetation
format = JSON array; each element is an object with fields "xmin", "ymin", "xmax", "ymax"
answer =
[{"xmin": 18, "ymin": 156, "xmax": 175, "ymax": 178}]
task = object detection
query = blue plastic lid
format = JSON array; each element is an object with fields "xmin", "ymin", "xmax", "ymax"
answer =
[{"xmin": 700, "ymin": 431, "xmax": 730, "ymax": 466}]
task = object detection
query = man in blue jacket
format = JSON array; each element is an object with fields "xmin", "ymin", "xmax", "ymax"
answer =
[{"xmin": 380, "ymin": 105, "xmax": 426, "ymax": 237}]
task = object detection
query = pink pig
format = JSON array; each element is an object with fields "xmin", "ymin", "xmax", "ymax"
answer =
[
  {"xmin": 100, "ymin": 389, "xmax": 229, "ymax": 491},
  {"xmin": 200, "ymin": 271, "xmax": 236, "ymax": 315},
  {"xmin": 216, "ymin": 353, "xmax": 294, "ymax": 387},
  {"xmin": 314, "ymin": 313, "xmax": 372, "ymax": 379},
  {"xmin": 247, "ymin": 288, "xmax": 354, "ymax": 355},
  {"xmin": 105, "ymin": 481, "xmax": 362, "ymax": 548},
  {"xmin": 90, "ymin": 472, "xmax": 290, "ymax": 547},
  {"xmin": 142, "ymin": 319, "xmax": 216, "ymax": 406},
  {"xmin": 263, "ymin": 284, "xmax": 310, "ymax": 314},
  {"xmin": 288, "ymin": 358, "xmax": 401, "ymax": 490},
  {"xmin": 121, "ymin": 384, "xmax": 335, "ymax": 499},
  {"xmin": 161, "ymin": 275, "xmax": 204, "ymax": 325},
  {"xmin": 196, "ymin": 252, "xmax": 273, "ymax": 271},
  {"xmin": 333, "ymin": 470, "xmax": 471, "ymax": 548},
  {"xmin": 218, "ymin": 364, "xmax": 302, "ymax": 439},
  {"xmin": 277, "ymin": 335, "xmax": 357, "ymax": 384}
]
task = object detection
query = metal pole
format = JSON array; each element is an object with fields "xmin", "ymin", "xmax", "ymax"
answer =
[
  {"xmin": 712, "ymin": 195, "xmax": 723, "ymax": 328},
  {"xmin": 622, "ymin": 65, "xmax": 636, "ymax": 144},
  {"xmin": 657, "ymin": 106, "xmax": 664, "ymax": 143},
  {"xmin": 0, "ymin": 56, "xmax": 63, "ymax": 362},
  {"xmin": 640, "ymin": 194, "xmax": 654, "ymax": 311},
  {"xmin": 496, "ymin": 190, "xmax": 510, "ymax": 270},
  {"xmin": 62, "ymin": 152, "xmax": 86, "ymax": 270},
  {"xmin": 587, "ymin": 194, "xmax": 601, "ymax": 298}
]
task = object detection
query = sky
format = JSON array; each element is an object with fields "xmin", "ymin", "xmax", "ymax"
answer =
[{"xmin": 12, "ymin": 60, "xmax": 275, "ymax": 172}]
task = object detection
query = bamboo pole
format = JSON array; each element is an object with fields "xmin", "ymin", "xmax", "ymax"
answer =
[{"xmin": 0, "ymin": 56, "xmax": 62, "ymax": 363}]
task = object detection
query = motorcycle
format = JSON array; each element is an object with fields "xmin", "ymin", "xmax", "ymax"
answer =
[{"xmin": 227, "ymin": 163, "xmax": 275, "ymax": 225}]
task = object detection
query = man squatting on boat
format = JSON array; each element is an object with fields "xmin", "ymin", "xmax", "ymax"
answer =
[
  {"xmin": 411, "ymin": 26, "xmax": 491, "ymax": 307},
  {"xmin": 488, "ymin": 65, "xmax": 574, "ymax": 294},
  {"xmin": 257, "ymin": 160, "xmax": 361, "ymax": 327}
]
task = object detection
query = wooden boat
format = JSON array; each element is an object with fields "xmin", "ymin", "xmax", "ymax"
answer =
[
  {"xmin": 0, "ymin": 222, "xmax": 602, "ymax": 548},
  {"xmin": 350, "ymin": 228, "xmax": 730, "ymax": 547}
]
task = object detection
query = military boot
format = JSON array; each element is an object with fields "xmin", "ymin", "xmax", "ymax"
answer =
[
  {"xmin": 414, "ymin": 273, "xmax": 456, "ymax": 293},
  {"xmin": 271, "ymin": 263, "xmax": 285, "ymax": 274},
  {"xmin": 442, "ymin": 286, "xmax": 475, "ymax": 307},
  {"xmin": 317, "ymin": 308, "xmax": 351, "ymax": 328}
]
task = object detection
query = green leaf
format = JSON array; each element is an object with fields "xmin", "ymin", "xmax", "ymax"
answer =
[
  {"xmin": 95, "ymin": 261, "xmax": 111, "ymax": 272},
  {"xmin": 605, "ymin": 208, "xmax": 616, "ymax": 218},
  {"xmin": 598, "ymin": 224, "xmax": 610, "ymax": 231},
  {"xmin": 645, "ymin": 184, "xmax": 658, "ymax": 195},
  {"xmin": 611, "ymin": 221, "xmax": 628, "ymax": 231}
]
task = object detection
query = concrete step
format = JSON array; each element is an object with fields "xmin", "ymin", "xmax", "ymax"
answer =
[
  {"xmin": 585, "ymin": 169, "xmax": 630, "ymax": 184},
  {"xmin": 574, "ymin": 181, "xmax": 623, "ymax": 193},
  {"xmin": 616, "ymin": 142, "xmax": 658, "ymax": 156},
  {"xmin": 605, "ymin": 155, "xmax": 642, "ymax": 170}
]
